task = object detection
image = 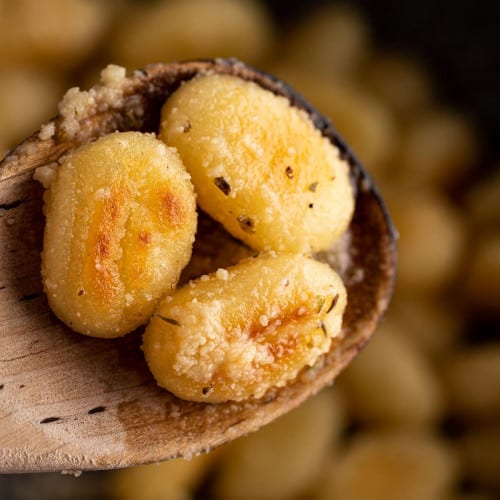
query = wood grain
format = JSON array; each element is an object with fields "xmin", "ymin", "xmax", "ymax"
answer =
[{"xmin": 0, "ymin": 59, "xmax": 396, "ymax": 473}]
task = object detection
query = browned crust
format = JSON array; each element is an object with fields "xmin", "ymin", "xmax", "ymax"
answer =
[{"xmin": 0, "ymin": 59, "xmax": 396, "ymax": 473}]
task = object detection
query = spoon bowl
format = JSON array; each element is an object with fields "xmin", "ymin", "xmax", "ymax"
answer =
[{"xmin": 0, "ymin": 59, "xmax": 396, "ymax": 473}]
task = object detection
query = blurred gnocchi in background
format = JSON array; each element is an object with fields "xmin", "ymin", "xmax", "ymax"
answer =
[{"xmin": 0, "ymin": 1, "xmax": 498, "ymax": 499}]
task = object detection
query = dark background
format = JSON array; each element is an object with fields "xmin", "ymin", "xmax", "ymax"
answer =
[{"xmin": 269, "ymin": 0, "xmax": 499, "ymax": 169}]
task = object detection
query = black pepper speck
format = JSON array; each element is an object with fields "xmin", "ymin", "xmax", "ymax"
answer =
[
  {"xmin": 237, "ymin": 215, "xmax": 256, "ymax": 233},
  {"xmin": 214, "ymin": 177, "xmax": 231, "ymax": 196}
]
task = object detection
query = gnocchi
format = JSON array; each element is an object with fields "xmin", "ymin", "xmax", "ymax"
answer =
[
  {"xmin": 385, "ymin": 188, "xmax": 466, "ymax": 293},
  {"xmin": 283, "ymin": 4, "xmax": 369, "ymax": 79},
  {"xmin": 142, "ymin": 253, "xmax": 347, "ymax": 403},
  {"xmin": 0, "ymin": 0, "xmax": 110, "ymax": 69},
  {"xmin": 40, "ymin": 131, "xmax": 197, "ymax": 338},
  {"xmin": 109, "ymin": 0, "xmax": 274, "ymax": 69},
  {"xmin": 213, "ymin": 387, "xmax": 343, "ymax": 500},
  {"xmin": 160, "ymin": 73, "xmax": 354, "ymax": 253},
  {"xmin": 315, "ymin": 431, "xmax": 457, "ymax": 500},
  {"xmin": 338, "ymin": 320, "xmax": 444, "ymax": 426}
]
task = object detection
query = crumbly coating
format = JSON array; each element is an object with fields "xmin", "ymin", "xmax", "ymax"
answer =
[
  {"xmin": 41, "ymin": 131, "xmax": 197, "ymax": 338},
  {"xmin": 160, "ymin": 74, "xmax": 354, "ymax": 253},
  {"xmin": 58, "ymin": 64, "xmax": 129, "ymax": 139},
  {"xmin": 142, "ymin": 253, "xmax": 347, "ymax": 403}
]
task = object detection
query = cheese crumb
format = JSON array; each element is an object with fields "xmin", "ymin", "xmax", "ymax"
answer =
[
  {"xmin": 215, "ymin": 268, "xmax": 229, "ymax": 281},
  {"xmin": 33, "ymin": 163, "xmax": 58, "ymax": 189},
  {"xmin": 58, "ymin": 87, "xmax": 96, "ymax": 138},
  {"xmin": 38, "ymin": 122, "xmax": 56, "ymax": 141},
  {"xmin": 100, "ymin": 64, "xmax": 127, "ymax": 88}
]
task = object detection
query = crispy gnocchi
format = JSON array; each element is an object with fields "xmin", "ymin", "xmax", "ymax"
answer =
[
  {"xmin": 40, "ymin": 131, "xmax": 197, "ymax": 338},
  {"xmin": 142, "ymin": 253, "xmax": 347, "ymax": 403},
  {"xmin": 160, "ymin": 73, "xmax": 354, "ymax": 253}
]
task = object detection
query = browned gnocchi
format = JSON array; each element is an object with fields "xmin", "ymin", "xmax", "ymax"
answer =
[
  {"xmin": 160, "ymin": 73, "xmax": 354, "ymax": 253},
  {"xmin": 40, "ymin": 131, "xmax": 197, "ymax": 338},
  {"xmin": 142, "ymin": 252, "xmax": 347, "ymax": 403}
]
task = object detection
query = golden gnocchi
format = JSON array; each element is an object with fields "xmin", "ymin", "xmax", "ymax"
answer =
[
  {"xmin": 40, "ymin": 131, "xmax": 197, "ymax": 338},
  {"xmin": 160, "ymin": 73, "xmax": 354, "ymax": 253},
  {"xmin": 142, "ymin": 252, "xmax": 347, "ymax": 403}
]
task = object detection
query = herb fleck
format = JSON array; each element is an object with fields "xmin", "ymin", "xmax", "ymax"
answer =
[
  {"xmin": 316, "ymin": 296, "xmax": 326, "ymax": 313},
  {"xmin": 285, "ymin": 166, "xmax": 294, "ymax": 179},
  {"xmin": 308, "ymin": 203, "xmax": 314, "ymax": 209},
  {"xmin": 319, "ymin": 321, "xmax": 328, "ymax": 337},
  {"xmin": 214, "ymin": 176, "xmax": 231, "ymax": 196},
  {"xmin": 202, "ymin": 385, "xmax": 214, "ymax": 395},
  {"xmin": 237, "ymin": 215, "xmax": 256, "ymax": 233},
  {"xmin": 156, "ymin": 315, "xmax": 181, "ymax": 326},
  {"xmin": 309, "ymin": 182, "xmax": 318, "ymax": 192},
  {"xmin": 326, "ymin": 294, "xmax": 340, "ymax": 313}
]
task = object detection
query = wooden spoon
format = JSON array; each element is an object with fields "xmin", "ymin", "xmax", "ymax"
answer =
[{"xmin": 0, "ymin": 59, "xmax": 396, "ymax": 473}]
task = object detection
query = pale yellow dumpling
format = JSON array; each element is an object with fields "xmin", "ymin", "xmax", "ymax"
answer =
[
  {"xmin": 160, "ymin": 74, "xmax": 354, "ymax": 253},
  {"xmin": 0, "ymin": 0, "xmax": 111, "ymax": 69},
  {"xmin": 109, "ymin": 0, "xmax": 274, "ymax": 69},
  {"xmin": 143, "ymin": 253, "xmax": 347, "ymax": 403},
  {"xmin": 40, "ymin": 131, "xmax": 197, "ymax": 338}
]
